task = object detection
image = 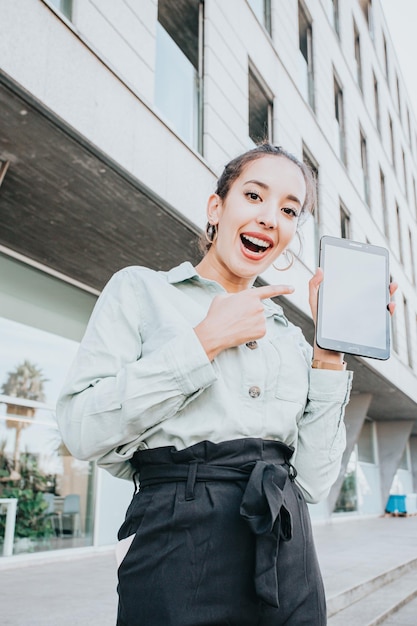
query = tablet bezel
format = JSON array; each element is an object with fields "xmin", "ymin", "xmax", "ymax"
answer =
[{"xmin": 316, "ymin": 235, "xmax": 391, "ymax": 360}]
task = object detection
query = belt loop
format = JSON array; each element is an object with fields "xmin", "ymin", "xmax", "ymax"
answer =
[{"xmin": 185, "ymin": 460, "xmax": 199, "ymax": 500}]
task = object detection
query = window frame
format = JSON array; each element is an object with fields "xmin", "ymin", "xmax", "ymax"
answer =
[
  {"xmin": 155, "ymin": 0, "xmax": 204, "ymax": 154},
  {"xmin": 298, "ymin": 1, "xmax": 315, "ymax": 110},
  {"xmin": 360, "ymin": 129, "xmax": 370, "ymax": 205},
  {"xmin": 248, "ymin": 64, "xmax": 273, "ymax": 145},
  {"xmin": 354, "ymin": 22, "xmax": 363, "ymax": 93},
  {"xmin": 333, "ymin": 72, "xmax": 347, "ymax": 164}
]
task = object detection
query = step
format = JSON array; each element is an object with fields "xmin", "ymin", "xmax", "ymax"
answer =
[
  {"xmin": 327, "ymin": 569, "xmax": 417, "ymax": 626},
  {"xmin": 327, "ymin": 557, "xmax": 417, "ymax": 617},
  {"xmin": 378, "ymin": 594, "xmax": 417, "ymax": 625}
]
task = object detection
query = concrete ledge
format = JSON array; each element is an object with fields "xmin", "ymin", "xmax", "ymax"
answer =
[
  {"xmin": 0, "ymin": 544, "xmax": 115, "ymax": 570},
  {"xmin": 327, "ymin": 556, "xmax": 417, "ymax": 617}
]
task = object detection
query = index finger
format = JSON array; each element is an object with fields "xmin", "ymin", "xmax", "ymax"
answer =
[{"xmin": 254, "ymin": 284, "xmax": 295, "ymax": 300}]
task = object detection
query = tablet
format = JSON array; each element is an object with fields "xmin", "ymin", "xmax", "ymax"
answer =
[{"xmin": 316, "ymin": 236, "xmax": 390, "ymax": 360}]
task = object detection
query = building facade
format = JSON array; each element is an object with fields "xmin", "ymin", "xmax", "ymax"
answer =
[{"xmin": 0, "ymin": 0, "xmax": 417, "ymax": 557}]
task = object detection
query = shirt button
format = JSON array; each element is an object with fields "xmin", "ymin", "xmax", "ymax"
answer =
[
  {"xmin": 245, "ymin": 341, "xmax": 258, "ymax": 350},
  {"xmin": 248, "ymin": 386, "xmax": 261, "ymax": 398}
]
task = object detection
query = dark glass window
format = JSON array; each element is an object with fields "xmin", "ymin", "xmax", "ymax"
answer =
[
  {"xmin": 334, "ymin": 74, "xmax": 346, "ymax": 164},
  {"xmin": 155, "ymin": 0, "xmax": 203, "ymax": 153},
  {"xmin": 340, "ymin": 203, "xmax": 350, "ymax": 239},
  {"xmin": 354, "ymin": 23, "xmax": 363, "ymax": 92},
  {"xmin": 360, "ymin": 130, "xmax": 370, "ymax": 205},
  {"xmin": 48, "ymin": 0, "xmax": 72, "ymax": 20},
  {"xmin": 298, "ymin": 2, "xmax": 315, "ymax": 109},
  {"xmin": 248, "ymin": 67, "xmax": 273, "ymax": 144}
]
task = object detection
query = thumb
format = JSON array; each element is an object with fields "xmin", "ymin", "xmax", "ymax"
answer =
[{"xmin": 309, "ymin": 267, "xmax": 324, "ymax": 290}]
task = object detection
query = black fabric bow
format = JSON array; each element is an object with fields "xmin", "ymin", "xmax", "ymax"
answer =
[{"xmin": 240, "ymin": 461, "xmax": 293, "ymax": 607}]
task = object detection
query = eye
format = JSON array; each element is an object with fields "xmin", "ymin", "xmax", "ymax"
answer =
[
  {"xmin": 282, "ymin": 206, "xmax": 299, "ymax": 218},
  {"xmin": 245, "ymin": 191, "xmax": 262, "ymax": 202}
]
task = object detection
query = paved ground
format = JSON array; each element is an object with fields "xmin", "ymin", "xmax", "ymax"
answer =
[{"xmin": 1, "ymin": 515, "xmax": 417, "ymax": 625}]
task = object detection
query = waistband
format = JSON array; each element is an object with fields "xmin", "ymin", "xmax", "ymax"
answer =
[
  {"xmin": 130, "ymin": 438, "xmax": 297, "ymax": 608},
  {"xmin": 130, "ymin": 437, "xmax": 294, "ymax": 472}
]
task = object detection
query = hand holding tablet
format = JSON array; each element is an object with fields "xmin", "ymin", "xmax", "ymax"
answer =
[{"xmin": 316, "ymin": 236, "xmax": 391, "ymax": 360}]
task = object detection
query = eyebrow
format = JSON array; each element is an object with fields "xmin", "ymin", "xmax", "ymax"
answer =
[{"xmin": 244, "ymin": 179, "xmax": 302, "ymax": 206}]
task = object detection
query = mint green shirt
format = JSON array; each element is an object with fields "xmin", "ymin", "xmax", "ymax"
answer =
[{"xmin": 57, "ymin": 262, "xmax": 353, "ymax": 503}]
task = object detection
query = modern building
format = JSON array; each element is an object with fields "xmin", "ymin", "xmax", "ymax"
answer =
[{"xmin": 0, "ymin": 0, "xmax": 416, "ymax": 558}]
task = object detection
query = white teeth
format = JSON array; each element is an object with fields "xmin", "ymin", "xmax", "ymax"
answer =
[{"xmin": 242, "ymin": 234, "xmax": 271, "ymax": 249}]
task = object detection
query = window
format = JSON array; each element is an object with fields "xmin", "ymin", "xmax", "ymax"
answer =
[
  {"xmin": 248, "ymin": 0, "xmax": 272, "ymax": 35},
  {"xmin": 359, "ymin": 0, "xmax": 373, "ymax": 37},
  {"xmin": 248, "ymin": 66, "xmax": 273, "ymax": 145},
  {"xmin": 303, "ymin": 148, "xmax": 319, "ymax": 216},
  {"xmin": 389, "ymin": 114, "xmax": 396, "ymax": 171},
  {"xmin": 380, "ymin": 168, "xmax": 389, "ymax": 237},
  {"xmin": 360, "ymin": 130, "xmax": 370, "ymax": 205},
  {"xmin": 402, "ymin": 148, "xmax": 408, "ymax": 199},
  {"xmin": 298, "ymin": 2, "xmax": 315, "ymax": 109},
  {"xmin": 334, "ymin": 74, "xmax": 346, "ymax": 163},
  {"xmin": 382, "ymin": 33, "xmax": 389, "ymax": 79},
  {"xmin": 0, "ymin": 253, "xmax": 97, "ymax": 555},
  {"xmin": 407, "ymin": 108, "xmax": 412, "ymax": 147},
  {"xmin": 325, "ymin": 0, "xmax": 339, "ymax": 36},
  {"xmin": 403, "ymin": 296, "xmax": 412, "ymax": 366},
  {"xmin": 47, "ymin": 0, "xmax": 72, "ymax": 20},
  {"xmin": 409, "ymin": 229, "xmax": 416, "ymax": 285},
  {"xmin": 396, "ymin": 203, "xmax": 404, "ymax": 263},
  {"xmin": 334, "ymin": 449, "xmax": 357, "ymax": 513},
  {"xmin": 358, "ymin": 420, "xmax": 376, "ymax": 464},
  {"xmin": 373, "ymin": 73, "xmax": 381, "ymax": 135},
  {"xmin": 396, "ymin": 74, "xmax": 402, "ymax": 118},
  {"xmin": 340, "ymin": 203, "xmax": 351, "ymax": 238},
  {"xmin": 303, "ymin": 147, "xmax": 320, "ymax": 267},
  {"xmin": 155, "ymin": 0, "xmax": 203, "ymax": 153},
  {"xmin": 354, "ymin": 23, "xmax": 363, "ymax": 92}
]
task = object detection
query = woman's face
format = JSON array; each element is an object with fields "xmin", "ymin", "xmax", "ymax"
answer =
[{"xmin": 205, "ymin": 155, "xmax": 306, "ymax": 290}]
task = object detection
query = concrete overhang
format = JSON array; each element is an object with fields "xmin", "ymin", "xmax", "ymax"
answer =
[
  {"xmin": 0, "ymin": 71, "xmax": 202, "ymax": 291},
  {"xmin": 0, "ymin": 70, "xmax": 416, "ymax": 430}
]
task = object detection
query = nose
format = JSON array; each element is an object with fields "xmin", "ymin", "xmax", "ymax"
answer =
[{"xmin": 256, "ymin": 204, "xmax": 278, "ymax": 229}]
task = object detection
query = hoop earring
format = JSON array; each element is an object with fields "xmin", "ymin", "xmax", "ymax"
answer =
[
  {"xmin": 273, "ymin": 249, "xmax": 295, "ymax": 272},
  {"xmin": 273, "ymin": 231, "xmax": 302, "ymax": 271},
  {"xmin": 205, "ymin": 222, "xmax": 218, "ymax": 244}
]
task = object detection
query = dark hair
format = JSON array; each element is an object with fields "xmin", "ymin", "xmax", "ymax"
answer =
[{"xmin": 200, "ymin": 143, "xmax": 316, "ymax": 253}]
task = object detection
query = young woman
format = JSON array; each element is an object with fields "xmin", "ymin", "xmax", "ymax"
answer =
[{"xmin": 57, "ymin": 144, "xmax": 395, "ymax": 625}]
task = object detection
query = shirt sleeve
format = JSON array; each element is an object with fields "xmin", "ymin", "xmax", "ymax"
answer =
[
  {"xmin": 56, "ymin": 269, "xmax": 218, "ymax": 461},
  {"xmin": 293, "ymin": 368, "xmax": 353, "ymax": 503}
]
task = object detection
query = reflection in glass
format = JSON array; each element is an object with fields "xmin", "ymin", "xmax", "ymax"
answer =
[
  {"xmin": 334, "ymin": 450, "xmax": 358, "ymax": 513},
  {"xmin": 0, "ymin": 317, "xmax": 94, "ymax": 555},
  {"xmin": 48, "ymin": 0, "xmax": 72, "ymax": 20}
]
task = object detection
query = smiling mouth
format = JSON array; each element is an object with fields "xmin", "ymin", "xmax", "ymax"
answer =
[{"xmin": 240, "ymin": 234, "xmax": 272, "ymax": 254}]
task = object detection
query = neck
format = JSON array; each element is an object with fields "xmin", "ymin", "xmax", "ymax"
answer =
[{"xmin": 195, "ymin": 252, "xmax": 254, "ymax": 293}]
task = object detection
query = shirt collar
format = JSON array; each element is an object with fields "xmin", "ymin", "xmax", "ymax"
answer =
[
  {"xmin": 263, "ymin": 298, "xmax": 288, "ymax": 325},
  {"xmin": 166, "ymin": 261, "xmax": 198, "ymax": 284}
]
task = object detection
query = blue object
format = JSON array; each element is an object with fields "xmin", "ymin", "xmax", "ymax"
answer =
[{"xmin": 385, "ymin": 494, "xmax": 407, "ymax": 514}]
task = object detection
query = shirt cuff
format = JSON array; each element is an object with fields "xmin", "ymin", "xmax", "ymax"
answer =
[{"xmin": 308, "ymin": 368, "xmax": 353, "ymax": 402}]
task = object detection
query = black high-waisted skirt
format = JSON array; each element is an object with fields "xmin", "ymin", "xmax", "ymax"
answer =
[{"xmin": 116, "ymin": 438, "xmax": 326, "ymax": 626}]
